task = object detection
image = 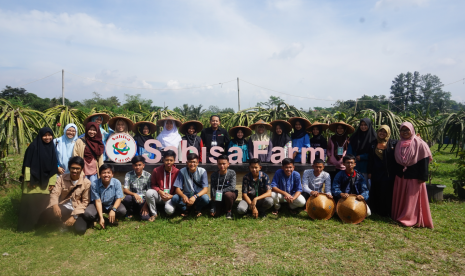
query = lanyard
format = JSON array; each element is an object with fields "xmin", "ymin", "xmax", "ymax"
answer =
[
  {"xmin": 188, "ymin": 169, "xmax": 197, "ymax": 193},
  {"xmin": 217, "ymin": 172, "xmax": 227, "ymax": 192},
  {"xmin": 336, "ymin": 139, "xmax": 347, "ymax": 148},
  {"xmin": 252, "ymin": 172, "xmax": 262, "ymax": 197},
  {"xmin": 163, "ymin": 170, "xmax": 172, "ymax": 190}
]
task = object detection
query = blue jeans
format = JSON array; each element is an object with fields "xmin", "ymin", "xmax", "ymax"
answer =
[
  {"xmin": 86, "ymin": 174, "xmax": 98, "ymax": 183},
  {"xmin": 171, "ymin": 194, "xmax": 209, "ymax": 212}
]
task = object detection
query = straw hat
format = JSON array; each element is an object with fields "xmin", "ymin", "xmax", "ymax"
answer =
[
  {"xmin": 288, "ymin": 117, "xmax": 312, "ymax": 130},
  {"xmin": 180, "ymin": 120, "xmax": 204, "ymax": 135},
  {"xmin": 270, "ymin": 120, "xmax": 293, "ymax": 134},
  {"xmin": 83, "ymin": 113, "xmax": 110, "ymax": 126},
  {"xmin": 306, "ymin": 193, "xmax": 336, "ymax": 220},
  {"xmin": 133, "ymin": 121, "xmax": 157, "ymax": 134},
  {"xmin": 328, "ymin": 121, "xmax": 355, "ymax": 134},
  {"xmin": 306, "ymin": 121, "xmax": 329, "ymax": 133},
  {"xmin": 156, "ymin": 116, "xmax": 182, "ymax": 128},
  {"xmin": 108, "ymin": 116, "xmax": 134, "ymax": 131},
  {"xmin": 249, "ymin": 119, "xmax": 272, "ymax": 131},
  {"xmin": 228, "ymin": 126, "xmax": 252, "ymax": 138},
  {"xmin": 336, "ymin": 194, "xmax": 367, "ymax": 224}
]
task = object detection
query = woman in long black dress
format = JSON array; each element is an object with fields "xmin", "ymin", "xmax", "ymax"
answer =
[
  {"xmin": 367, "ymin": 125, "xmax": 398, "ymax": 217},
  {"xmin": 18, "ymin": 127, "xmax": 58, "ymax": 232}
]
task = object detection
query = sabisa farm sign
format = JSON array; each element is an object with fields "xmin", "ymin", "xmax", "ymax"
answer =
[
  {"xmin": 106, "ymin": 133, "xmax": 137, "ymax": 163},
  {"xmin": 131, "ymin": 139, "xmax": 324, "ymax": 164}
]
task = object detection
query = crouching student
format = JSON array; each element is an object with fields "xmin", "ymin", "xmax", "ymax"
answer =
[
  {"xmin": 331, "ymin": 154, "xmax": 371, "ymax": 216},
  {"xmin": 237, "ymin": 158, "xmax": 273, "ymax": 218},
  {"xmin": 210, "ymin": 155, "xmax": 237, "ymax": 219},
  {"xmin": 301, "ymin": 159, "xmax": 332, "ymax": 201},
  {"xmin": 171, "ymin": 153, "xmax": 210, "ymax": 217},
  {"xmin": 145, "ymin": 150, "xmax": 179, "ymax": 220},
  {"xmin": 83, "ymin": 164, "xmax": 126, "ymax": 228},
  {"xmin": 122, "ymin": 156, "xmax": 151, "ymax": 220},
  {"xmin": 271, "ymin": 158, "xmax": 306, "ymax": 215},
  {"xmin": 39, "ymin": 156, "xmax": 91, "ymax": 235}
]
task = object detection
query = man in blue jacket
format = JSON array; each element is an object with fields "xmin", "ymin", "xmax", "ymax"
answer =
[{"xmin": 332, "ymin": 154, "xmax": 371, "ymax": 216}]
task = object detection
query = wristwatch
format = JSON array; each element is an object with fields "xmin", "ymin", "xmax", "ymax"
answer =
[
  {"xmin": 112, "ymin": 207, "xmax": 117, "ymax": 212},
  {"xmin": 73, "ymin": 215, "xmax": 78, "ymax": 220}
]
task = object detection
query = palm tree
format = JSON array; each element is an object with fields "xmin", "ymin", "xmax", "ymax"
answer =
[
  {"xmin": 0, "ymin": 98, "xmax": 51, "ymax": 157},
  {"xmin": 44, "ymin": 105, "xmax": 88, "ymax": 137}
]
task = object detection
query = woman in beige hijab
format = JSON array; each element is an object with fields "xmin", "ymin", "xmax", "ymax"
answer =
[{"xmin": 367, "ymin": 125, "xmax": 398, "ymax": 217}]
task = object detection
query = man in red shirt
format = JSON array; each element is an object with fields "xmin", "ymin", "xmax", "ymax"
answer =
[{"xmin": 143, "ymin": 150, "xmax": 180, "ymax": 221}]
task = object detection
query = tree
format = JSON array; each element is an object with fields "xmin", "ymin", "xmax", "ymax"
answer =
[
  {"xmin": 389, "ymin": 73, "xmax": 407, "ymax": 112},
  {"xmin": 256, "ymin": 96, "xmax": 285, "ymax": 109},
  {"xmin": 122, "ymin": 94, "xmax": 153, "ymax": 112},
  {"xmin": 0, "ymin": 86, "xmax": 51, "ymax": 112},
  {"xmin": 418, "ymin": 74, "xmax": 449, "ymax": 114},
  {"xmin": 82, "ymin": 92, "xmax": 121, "ymax": 109}
]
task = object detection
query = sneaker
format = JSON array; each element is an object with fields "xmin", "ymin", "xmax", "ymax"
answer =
[{"xmin": 226, "ymin": 211, "xmax": 232, "ymax": 219}]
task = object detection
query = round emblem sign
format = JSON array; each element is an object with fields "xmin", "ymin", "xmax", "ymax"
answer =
[{"xmin": 106, "ymin": 133, "xmax": 137, "ymax": 163}]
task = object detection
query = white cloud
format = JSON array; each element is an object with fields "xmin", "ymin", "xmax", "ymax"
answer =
[
  {"xmin": 0, "ymin": 1, "xmax": 463, "ymax": 110},
  {"xmin": 374, "ymin": 0, "xmax": 429, "ymax": 10},
  {"xmin": 437, "ymin": 58, "xmax": 457, "ymax": 66},
  {"xmin": 271, "ymin": 43, "xmax": 305, "ymax": 59}
]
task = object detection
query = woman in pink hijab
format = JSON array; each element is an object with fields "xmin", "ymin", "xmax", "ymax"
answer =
[{"xmin": 392, "ymin": 122, "xmax": 433, "ymax": 228}]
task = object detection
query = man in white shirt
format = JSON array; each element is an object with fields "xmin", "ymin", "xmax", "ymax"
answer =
[{"xmin": 301, "ymin": 159, "xmax": 333, "ymax": 201}]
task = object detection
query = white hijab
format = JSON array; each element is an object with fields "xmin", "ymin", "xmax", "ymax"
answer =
[{"xmin": 156, "ymin": 120, "xmax": 182, "ymax": 148}]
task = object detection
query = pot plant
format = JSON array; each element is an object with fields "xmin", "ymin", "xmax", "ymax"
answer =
[
  {"xmin": 426, "ymin": 151, "xmax": 446, "ymax": 202},
  {"xmin": 453, "ymin": 150, "xmax": 465, "ymax": 199}
]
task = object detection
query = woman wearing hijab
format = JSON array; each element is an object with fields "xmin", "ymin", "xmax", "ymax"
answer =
[
  {"xmin": 347, "ymin": 118, "xmax": 377, "ymax": 183},
  {"xmin": 307, "ymin": 122, "xmax": 329, "ymax": 161},
  {"xmin": 54, "ymin": 123, "xmax": 79, "ymax": 174},
  {"xmin": 270, "ymin": 120, "xmax": 293, "ymax": 158},
  {"xmin": 156, "ymin": 116, "xmax": 183, "ymax": 159},
  {"xmin": 228, "ymin": 126, "xmax": 252, "ymax": 163},
  {"xmin": 134, "ymin": 121, "xmax": 157, "ymax": 159},
  {"xmin": 288, "ymin": 117, "xmax": 311, "ymax": 162},
  {"xmin": 72, "ymin": 122, "xmax": 105, "ymax": 183},
  {"xmin": 392, "ymin": 122, "xmax": 433, "ymax": 228},
  {"xmin": 367, "ymin": 125, "xmax": 398, "ymax": 217},
  {"xmin": 18, "ymin": 127, "xmax": 58, "ymax": 232},
  {"xmin": 82, "ymin": 113, "xmax": 110, "ymax": 160},
  {"xmin": 327, "ymin": 122, "xmax": 355, "ymax": 177},
  {"xmin": 179, "ymin": 121, "xmax": 204, "ymax": 163},
  {"xmin": 248, "ymin": 120, "xmax": 273, "ymax": 163}
]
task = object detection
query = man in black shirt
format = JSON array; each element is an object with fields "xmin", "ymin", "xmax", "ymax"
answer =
[{"xmin": 200, "ymin": 115, "xmax": 230, "ymax": 163}]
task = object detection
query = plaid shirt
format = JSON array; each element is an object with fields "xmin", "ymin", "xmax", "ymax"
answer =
[
  {"xmin": 124, "ymin": 170, "xmax": 151, "ymax": 198},
  {"xmin": 91, "ymin": 178, "xmax": 125, "ymax": 210},
  {"xmin": 242, "ymin": 171, "xmax": 271, "ymax": 197}
]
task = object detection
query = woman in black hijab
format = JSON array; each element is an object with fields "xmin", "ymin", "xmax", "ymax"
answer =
[
  {"xmin": 134, "ymin": 122, "xmax": 157, "ymax": 159},
  {"xmin": 18, "ymin": 127, "xmax": 58, "ymax": 232},
  {"xmin": 270, "ymin": 120, "xmax": 293, "ymax": 158},
  {"xmin": 180, "ymin": 121, "xmax": 204, "ymax": 163},
  {"xmin": 308, "ymin": 122, "xmax": 329, "ymax": 161},
  {"xmin": 347, "ymin": 118, "xmax": 377, "ymax": 185}
]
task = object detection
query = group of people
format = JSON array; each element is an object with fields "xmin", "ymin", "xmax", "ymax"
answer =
[{"xmin": 17, "ymin": 112, "xmax": 434, "ymax": 234}]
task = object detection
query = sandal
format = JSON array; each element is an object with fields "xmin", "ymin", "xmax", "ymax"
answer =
[
  {"xmin": 272, "ymin": 210, "xmax": 279, "ymax": 215},
  {"xmin": 290, "ymin": 209, "xmax": 298, "ymax": 215},
  {"xmin": 148, "ymin": 215, "xmax": 157, "ymax": 222},
  {"xmin": 195, "ymin": 211, "xmax": 202, "ymax": 218},
  {"xmin": 181, "ymin": 210, "xmax": 190, "ymax": 217}
]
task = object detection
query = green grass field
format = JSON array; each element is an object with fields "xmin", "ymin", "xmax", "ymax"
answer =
[{"xmin": 0, "ymin": 146, "xmax": 464, "ymax": 275}]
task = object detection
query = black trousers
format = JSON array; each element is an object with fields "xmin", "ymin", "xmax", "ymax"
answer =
[
  {"xmin": 82, "ymin": 203, "xmax": 127, "ymax": 223},
  {"xmin": 39, "ymin": 205, "xmax": 88, "ymax": 235}
]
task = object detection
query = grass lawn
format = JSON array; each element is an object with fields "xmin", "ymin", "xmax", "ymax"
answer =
[{"xmin": 0, "ymin": 146, "xmax": 464, "ymax": 275}]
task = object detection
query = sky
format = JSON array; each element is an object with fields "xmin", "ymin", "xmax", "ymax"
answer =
[{"xmin": 0, "ymin": 0, "xmax": 464, "ymax": 111}]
